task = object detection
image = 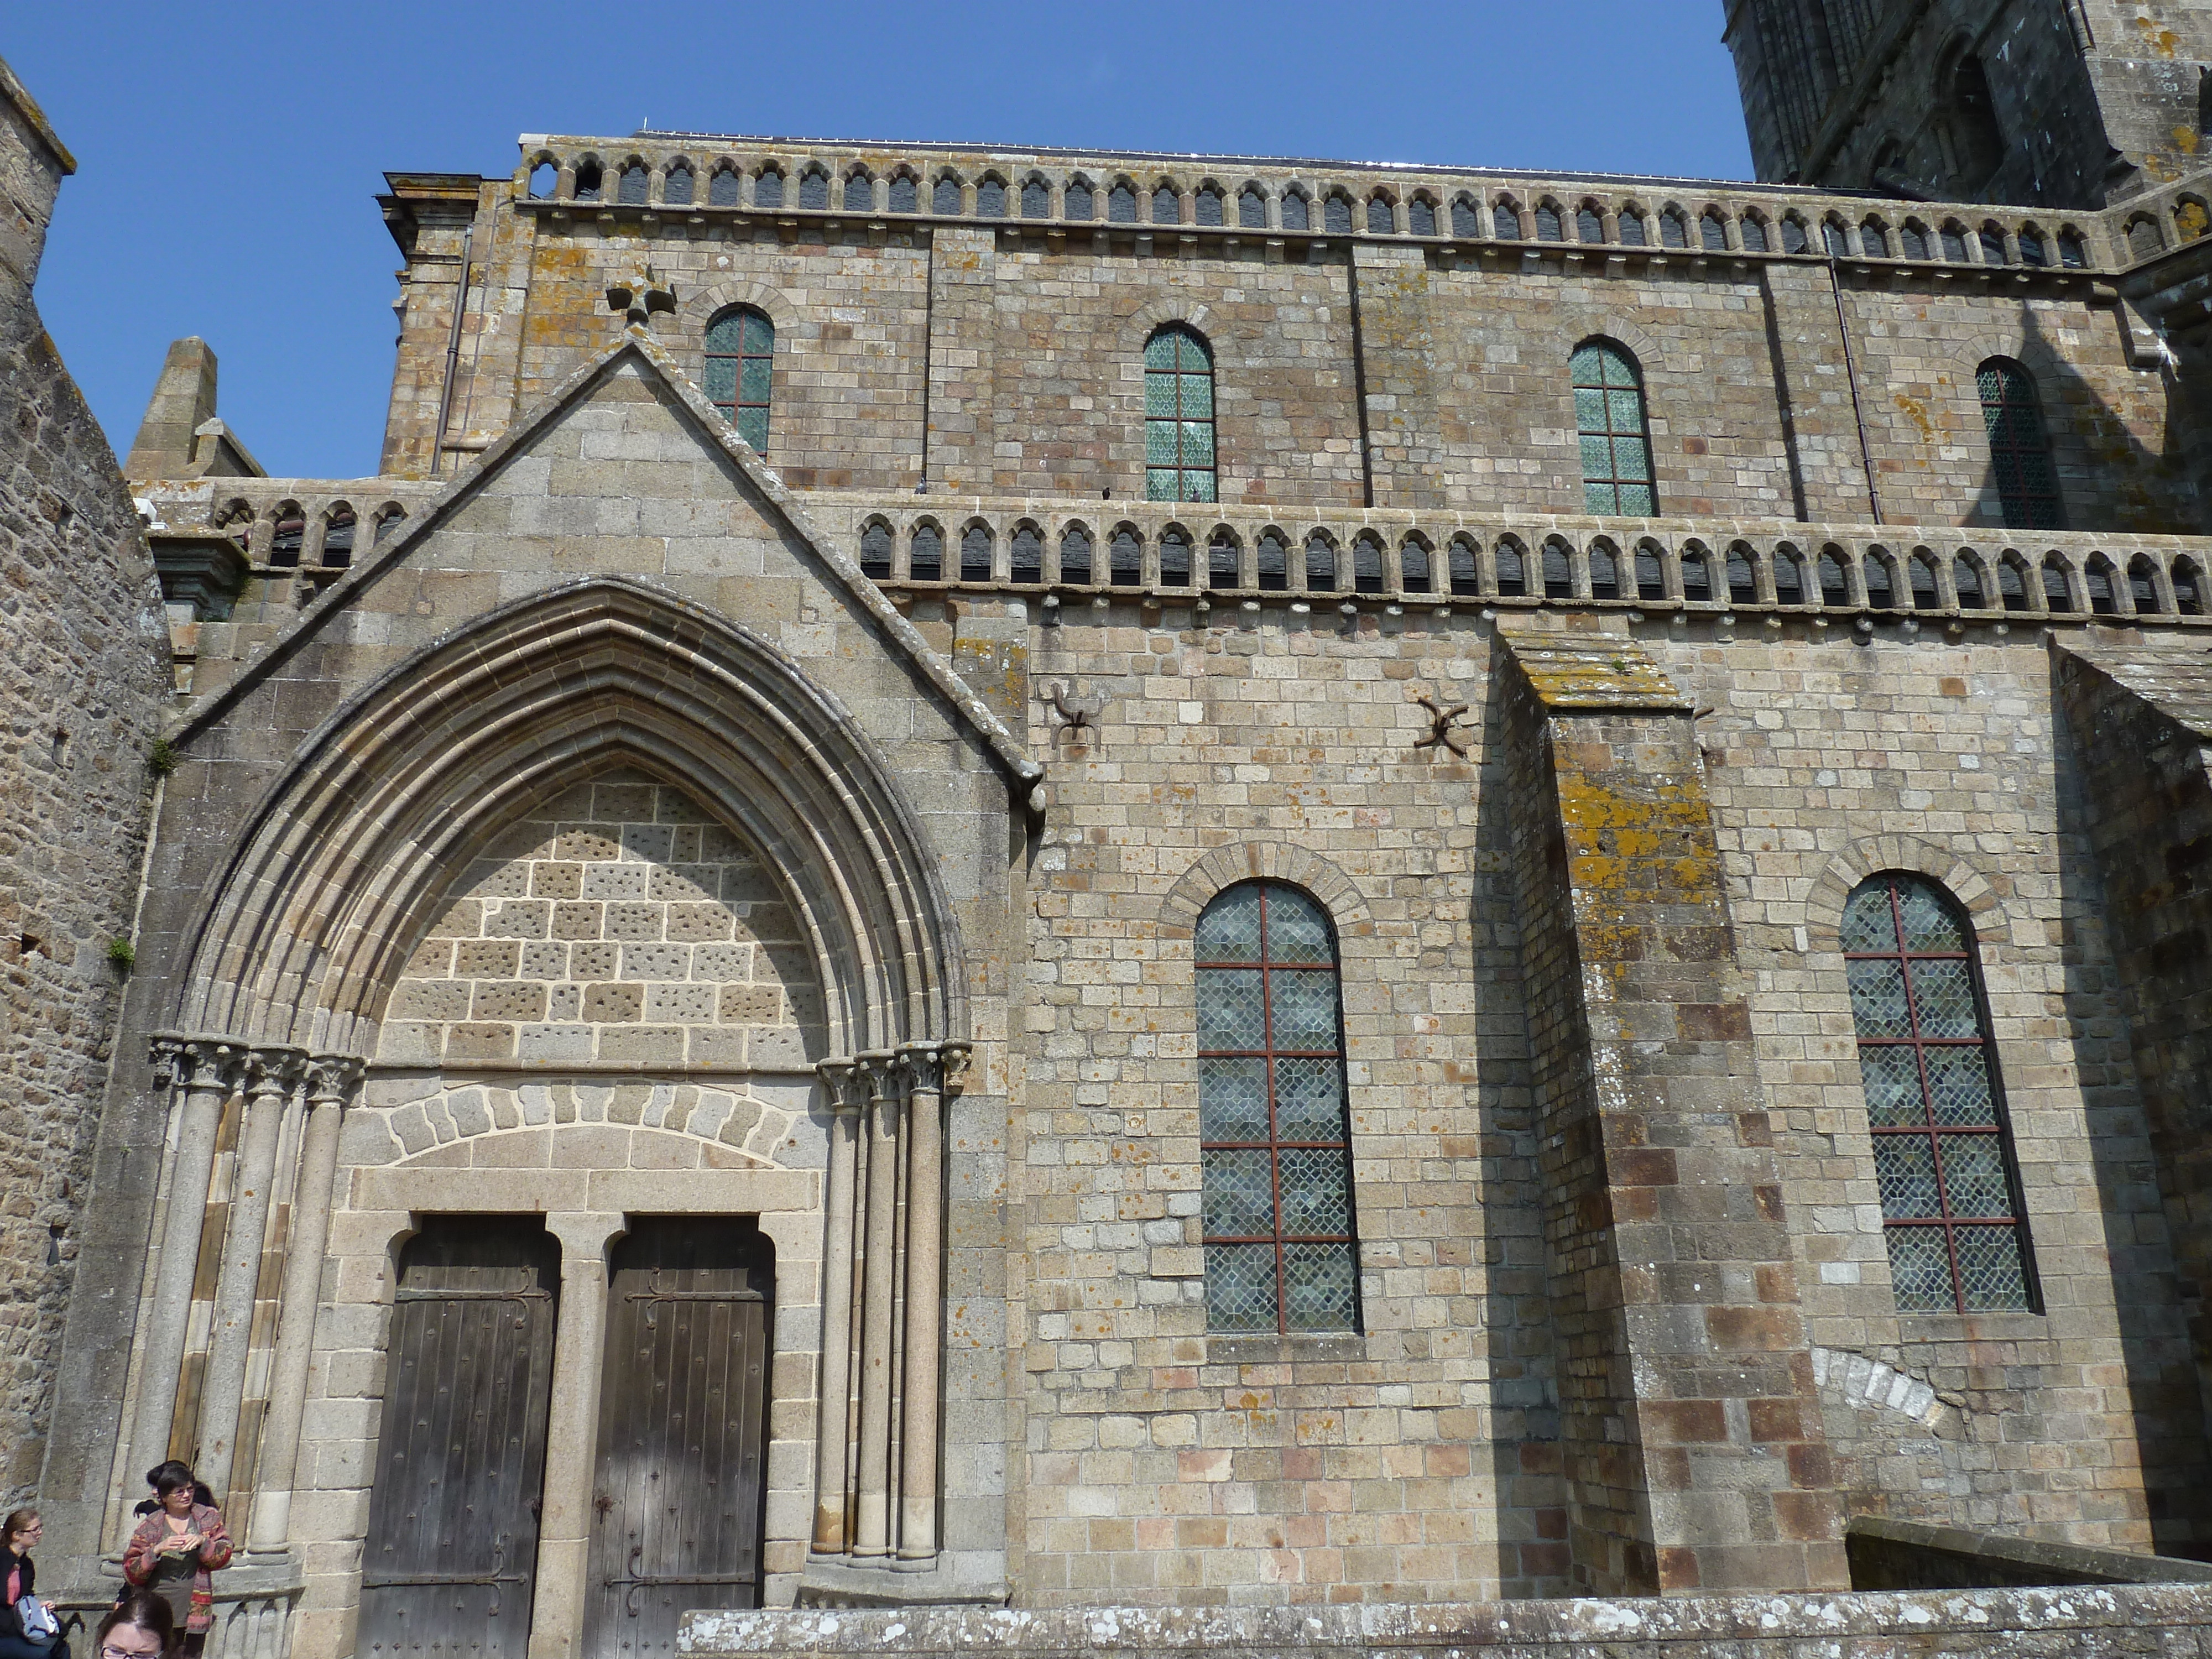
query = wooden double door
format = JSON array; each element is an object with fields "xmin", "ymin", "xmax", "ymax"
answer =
[{"xmin": 358, "ymin": 1217, "xmax": 773, "ymax": 1658}]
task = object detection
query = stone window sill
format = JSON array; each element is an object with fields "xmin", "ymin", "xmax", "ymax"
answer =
[{"xmin": 1203, "ymin": 1333, "xmax": 1366, "ymax": 1364}]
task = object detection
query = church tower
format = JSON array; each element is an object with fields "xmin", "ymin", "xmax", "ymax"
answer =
[{"xmin": 1724, "ymin": 0, "xmax": 2212, "ymax": 207}]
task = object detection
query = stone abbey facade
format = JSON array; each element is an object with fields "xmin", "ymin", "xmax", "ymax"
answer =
[{"xmin": 4, "ymin": 7, "xmax": 2212, "ymax": 1657}]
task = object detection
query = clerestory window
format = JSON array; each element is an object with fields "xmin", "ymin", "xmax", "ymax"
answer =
[
  {"xmin": 1572, "ymin": 340, "xmax": 1656, "ymax": 515},
  {"xmin": 1199, "ymin": 881, "xmax": 1359, "ymax": 1335},
  {"xmin": 1977, "ymin": 358, "xmax": 2060, "ymax": 530},
  {"xmin": 1144, "ymin": 325, "xmax": 1215, "ymax": 503},
  {"xmin": 703, "ymin": 307, "xmax": 774, "ymax": 454}
]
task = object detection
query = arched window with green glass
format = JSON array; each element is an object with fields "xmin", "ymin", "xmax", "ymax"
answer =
[
  {"xmin": 1843, "ymin": 871, "xmax": 2036, "ymax": 1314},
  {"xmin": 1572, "ymin": 338, "xmax": 1657, "ymax": 515},
  {"xmin": 1977, "ymin": 357, "xmax": 2060, "ymax": 530},
  {"xmin": 1197, "ymin": 881, "xmax": 1359, "ymax": 1334},
  {"xmin": 703, "ymin": 306, "xmax": 774, "ymax": 455},
  {"xmin": 1144, "ymin": 324, "xmax": 1215, "ymax": 503}
]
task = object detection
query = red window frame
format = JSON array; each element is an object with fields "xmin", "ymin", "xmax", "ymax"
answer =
[
  {"xmin": 1197, "ymin": 882, "xmax": 1358, "ymax": 1335},
  {"xmin": 1846, "ymin": 873, "xmax": 2037, "ymax": 1315}
]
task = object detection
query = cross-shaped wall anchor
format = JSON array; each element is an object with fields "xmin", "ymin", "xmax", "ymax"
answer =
[
  {"xmin": 606, "ymin": 262, "xmax": 677, "ymax": 327},
  {"xmin": 1413, "ymin": 695, "xmax": 1471, "ymax": 757}
]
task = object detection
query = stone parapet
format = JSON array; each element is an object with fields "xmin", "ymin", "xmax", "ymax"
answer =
[{"xmin": 680, "ymin": 1584, "xmax": 2212, "ymax": 1658}]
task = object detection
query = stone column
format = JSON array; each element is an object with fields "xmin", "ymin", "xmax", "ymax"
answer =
[
  {"xmin": 811, "ymin": 1061, "xmax": 863, "ymax": 1555},
  {"xmin": 526, "ymin": 1212, "xmax": 623, "ymax": 1659},
  {"xmin": 196, "ymin": 1045, "xmax": 307, "ymax": 1501},
  {"xmin": 244, "ymin": 1052, "xmax": 365, "ymax": 1556},
  {"xmin": 1499, "ymin": 628, "xmax": 1845, "ymax": 1596},
  {"xmin": 129, "ymin": 1035, "xmax": 244, "ymax": 1492},
  {"xmin": 852, "ymin": 1052, "xmax": 902, "ymax": 1557},
  {"xmin": 898, "ymin": 1041, "xmax": 967, "ymax": 1561}
]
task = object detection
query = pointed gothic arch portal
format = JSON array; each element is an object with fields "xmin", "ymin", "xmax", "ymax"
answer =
[{"xmin": 163, "ymin": 577, "xmax": 973, "ymax": 1608}]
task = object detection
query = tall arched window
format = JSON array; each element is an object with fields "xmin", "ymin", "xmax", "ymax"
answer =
[
  {"xmin": 1844, "ymin": 873, "xmax": 2034, "ymax": 1314},
  {"xmin": 703, "ymin": 307, "xmax": 773, "ymax": 453},
  {"xmin": 1198, "ymin": 882, "xmax": 1358, "ymax": 1334},
  {"xmin": 1978, "ymin": 359, "xmax": 2060, "ymax": 530},
  {"xmin": 1144, "ymin": 325, "xmax": 1215, "ymax": 503},
  {"xmin": 1573, "ymin": 340, "xmax": 1657, "ymax": 515}
]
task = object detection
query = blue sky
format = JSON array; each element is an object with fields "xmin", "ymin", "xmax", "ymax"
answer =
[{"xmin": 10, "ymin": 3, "xmax": 1754, "ymax": 479}]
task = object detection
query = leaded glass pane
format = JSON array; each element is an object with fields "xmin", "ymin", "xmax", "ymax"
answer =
[
  {"xmin": 1569, "ymin": 343, "xmax": 1601, "ymax": 383},
  {"xmin": 1182, "ymin": 472, "xmax": 1215, "ymax": 503},
  {"xmin": 1937, "ymin": 1134, "xmax": 2014, "ymax": 1218},
  {"xmin": 1896, "ymin": 884, "xmax": 1965, "ymax": 952},
  {"xmin": 1181, "ymin": 373, "xmax": 1213, "ymax": 418},
  {"xmin": 1907, "ymin": 959, "xmax": 1978, "ymax": 1037},
  {"xmin": 1617, "ymin": 482, "xmax": 1657, "ymax": 515},
  {"xmin": 1201, "ymin": 1057, "xmax": 1270, "ymax": 1141},
  {"xmin": 735, "ymin": 406, "xmax": 768, "ymax": 453},
  {"xmin": 1585, "ymin": 482, "xmax": 1618, "ymax": 514},
  {"xmin": 1206, "ymin": 1244, "xmax": 1277, "ymax": 1330},
  {"xmin": 743, "ymin": 311, "xmax": 773, "ymax": 352},
  {"xmin": 1283, "ymin": 1243, "xmax": 1357, "ymax": 1331},
  {"xmin": 739, "ymin": 356, "xmax": 771, "ymax": 404},
  {"xmin": 1607, "ymin": 389, "xmax": 1643, "ymax": 429},
  {"xmin": 1858, "ymin": 1046, "xmax": 1923, "ymax": 1127},
  {"xmin": 1274, "ymin": 1055, "xmax": 1345, "ymax": 1140},
  {"xmin": 1954, "ymin": 1226, "xmax": 2031, "ymax": 1311},
  {"xmin": 1612, "ymin": 438, "xmax": 1651, "ymax": 483},
  {"xmin": 1874, "ymin": 1135, "xmax": 1943, "ymax": 1218},
  {"xmin": 1278, "ymin": 1147, "xmax": 1353, "ymax": 1234},
  {"xmin": 1574, "ymin": 387, "xmax": 1608, "ymax": 430},
  {"xmin": 1181, "ymin": 421, "xmax": 1215, "ymax": 468},
  {"xmin": 1849, "ymin": 959, "xmax": 1911, "ymax": 1037},
  {"xmin": 1887, "ymin": 1227, "xmax": 1953, "ymax": 1311},
  {"xmin": 1580, "ymin": 434, "xmax": 1613, "ymax": 478},
  {"xmin": 1198, "ymin": 968, "xmax": 1264, "ymax": 1048},
  {"xmin": 1266, "ymin": 890, "xmax": 1332, "ymax": 961},
  {"xmin": 1270, "ymin": 971, "xmax": 1338, "ymax": 1051},
  {"xmin": 1146, "ymin": 421, "xmax": 1179, "ymax": 466},
  {"xmin": 1145, "ymin": 370, "xmax": 1179, "ymax": 414},
  {"xmin": 1203, "ymin": 1149, "xmax": 1275, "ymax": 1237},
  {"xmin": 702, "ymin": 355, "xmax": 737, "ymax": 406}
]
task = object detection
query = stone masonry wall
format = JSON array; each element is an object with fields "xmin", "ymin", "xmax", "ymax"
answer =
[{"xmin": 0, "ymin": 277, "xmax": 168, "ymax": 1495}]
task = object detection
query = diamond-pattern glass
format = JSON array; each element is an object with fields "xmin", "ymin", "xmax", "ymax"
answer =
[
  {"xmin": 1887, "ymin": 1227, "xmax": 1954, "ymax": 1312},
  {"xmin": 1848, "ymin": 959, "xmax": 1910, "ymax": 1037},
  {"xmin": 735, "ymin": 407, "xmax": 768, "ymax": 455},
  {"xmin": 1907, "ymin": 959, "xmax": 1978, "ymax": 1037},
  {"xmin": 1203, "ymin": 1150, "xmax": 1275, "ymax": 1238},
  {"xmin": 1206, "ymin": 1244, "xmax": 1277, "ymax": 1331},
  {"xmin": 1277, "ymin": 1148, "xmax": 1352, "ymax": 1235},
  {"xmin": 739, "ymin": 356, "xmax": 771, "ymax": 403},
  {"xmin": 1270, "ymin": 971, "xmax": 1338, "ymax": 1051},
  {"xmin": 1936, "ymin": 1134, "xmax": 2015, "ymax": 1218},
  {"xmin": 1874, "ymin": 1135, "xmax": 1943, "ymax": 1218},
  {"xmin": 1199, "ymin": 880, "xmax": 1357, "ymax": 1333},
  {"xmin": 1283, "ymin": 1243, "xmax": 1358, "ymax": 1332},
  {"xmin": 1574, "ymin": 341, "xmax": 1655, "ymax": 518},
  {"xmin": 1201, "ymin": 1057, "xmax": 1270, "ymax": 1141},
  {"xmin": 1197, "ymin": 969, "xmax": 1264, "ymax": 1049},
  {"xmin": 1857, "ymin": 1045, "xmax": 1924, "ymax": 1127},
  {"xmin": 1274, "ymin": 1056, "xmax": 1345, "ymax": 1140},
  {"xmin": 1953, "ymin": 1226, "xmax": 2032, "ymax": 1311},
  {"xmin": 1849, "ymin": 872, "xmax": 2033, "ymax": 1314},
  {"xmin": 1197, "ymin": 885, "xmax": 1261, "ymax": 961},
  {"xmin": 1979, "ymin": 361, "xmax": 2061, "ymax": 531},
  {"xmin": 1145, "ymin": 373, "xmax": 1178, "ymax": 417},
  {"xmin": 1923, "ymin": 1047, "xmax": 1996, "ymax": 1126},
  {"xmin": 1265, "ymin": 890, "xmax": 1332, "ymax": 962}
]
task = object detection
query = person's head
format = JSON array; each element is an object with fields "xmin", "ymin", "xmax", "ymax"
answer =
[
  {"xmin": 144, "ymin": 1460, "xmax": 202, "ymax": 1515},
  {"xmin": 96, "ymin": 1589, "xmax": 176, "ymax": 1657},
  {"xmin": 2, "ymin": 1507, "xmax": 37, "ymax": 1552}
]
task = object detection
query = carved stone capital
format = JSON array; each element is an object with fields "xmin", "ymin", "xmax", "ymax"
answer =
[
  {"xmin": 816, "ymin": 1058, "xmax": 865, "ymax": 1115},
  {"xmin": 149, "ymin": 1032, "xmax": 246, "ymax": 1097},
  {"xmin": 939, "ymin": 1041, "xmax": 973, "ymax": 1097},
  {"xmin": 303, "ymin": 1052, "xmax": 368, "ymax": 1108},
  {"xmin": 243, "ymin": 1045, "xmax": 310, "ymax": 1101},
  {"xmin": 856, "ymin": 1049, "xmax": 901, "ymax": 1102}
]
